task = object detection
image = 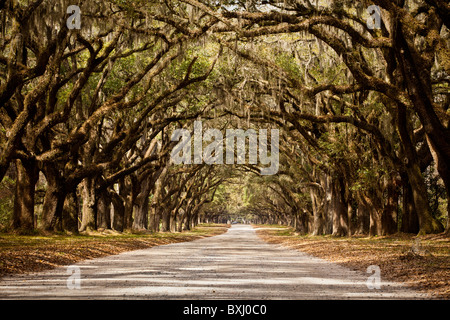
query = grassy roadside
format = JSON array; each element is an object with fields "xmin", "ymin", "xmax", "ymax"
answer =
[
  {"xmin": 254, "ymin": 225, "xmax": 450, "ymax": 299},
  {"xmin": 0, "ymin": 223, "xmax": 229, "ymax": 278}
]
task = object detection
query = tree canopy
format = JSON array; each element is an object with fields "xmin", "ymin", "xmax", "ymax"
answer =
[{"xmin": 0, "ymin": 0, "xmax": 448, "ymax": 236}]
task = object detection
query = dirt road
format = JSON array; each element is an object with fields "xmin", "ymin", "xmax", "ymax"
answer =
[{"xmin": 0, "ymin": 225, "xmax": 426, "ymax": 299}]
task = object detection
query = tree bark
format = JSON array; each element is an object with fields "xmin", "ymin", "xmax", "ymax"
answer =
[
  {"xmin": 62, "ymin": 191, "xmax": 79, "ymax": 233},
  {"xmin": 397, "ymin": 104, "xmax": 444, "ymax": 234},
  {"xmin": 80, "ymin": 177, "xmax": 97, "ymax": 232},
  {"xmin": 406, "ymin": 163, "xmax": 443, "ymax": 234},
  {"xmin": 426, "ymin": 136, "xmax": 450, "ymax": 234},
  {"xmin": 97, "ymin": 189, "xmax": 111, "ymax": 230},
  {"xmin": 111, "ymin": 191, "xmax": 125, "ymax": 232},
  {"xmin": 132, "ymin": 197, "xmax": 148, "ymax": 231},
  {"xmin": 121, "ymin": 176, "xmax": 137, "ymax": 230},
  {"xmin": 310, "ymin": 186, "xmax": 325, "ymax": 236},
  {"xmin": 400, "ymin": 173, "xmax": 419, "ymax": 234},
  {"xmin": 142, "ymin": 169, "xmax": 164, "ymax": 233},
  {"xmin": 180, "ymin": 200, "xmax": 193, "ymax": 232},
  {"xmin": 39, "ymin": 165, "xmax": 66, "ymax": 232},
  {"xmin": 170, "ymin": 209, "xmax": 179, "ymax": 232},
  {"xmin": 161, "ymin": 210, "xmax": 170, "ymax": 232},
  {"xmin": 331, "ymin": 176, "xmax": 348, "ymax": 236},
  {"xmin": 150, "ymin": 167, "xmax": 168, "ymax": 231},
  {"xmin": 13, "ymin": 159, "xmax": 38, "ymax": 233},
  {"xmin": 381, "ymin": 176, "xmax": 398, "ymax": 235},
  {"xmin": 323, "ymin": 174, "xmax": 333, "ymax": 234},
  {"xmin": 397, "ymin": 33, "xmax": 450, "ymax": 224},
  {"xmin": 355, "ymin": 193, "xmax": 370, "ymax": 235},
  {"xmin": 134, "ymin": 178, "xmax": 151, "ymax": 231}
]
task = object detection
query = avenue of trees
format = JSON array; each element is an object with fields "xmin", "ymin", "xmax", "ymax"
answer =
[{"xmin": 0, "ymin": 0, "xmax": 448, "ymax": 236}]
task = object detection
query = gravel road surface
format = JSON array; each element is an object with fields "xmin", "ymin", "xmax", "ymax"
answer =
[{"xmin": 0, "ymin": 224, "xmax": 426, "ymax": 299}]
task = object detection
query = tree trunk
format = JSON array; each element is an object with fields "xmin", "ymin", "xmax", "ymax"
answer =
[
  {"xmin": 407, "ymin": 164, "xmax": 443, "ymax": 234},
  {"xmin": 172, "ymin": 208, "xmax": 181, "ymax": 232},
  {"xmin": 179, "ymin": 203, "xmax": 192, "ymax": 232},
  {"xmin": 149, "ymin": 167, "xmax": 168, "ymax": 232},
  {"xmin": 161, "ymin": 210, "xmax": 170, "ymax": 232},
  {"xmin": 169, "ymin": 210, "xmax": 177, "ymax": 232},
  {"xmin": 134, "ymin": 176, "xmax": 151, "ymax": 231},
  {"xmin": 62, "ymin": 191, "xmax": 79, "ymax": 233},
  {"xmin": 397, "ymin": 36, "xmax": 450, "ymax": 231},
  {"xmin": 331, "ymin": 176, "xmax": 348, "ymax": 236},
  {"xmin": 397, "ymin": 104, "xmax": 443, "ymax": 234},
  {"xmin": 381, "ymin": 176, "xmax": 398, "ymax": 235},
  {"xmin": 311, "ymin": 187, "xmax": 324, "ymax": 236},
  {"xmin": 148, "ymin": 203, "xmax": 159, "ymax": 232},
  {"xmin": 40, "ymin": 165, "xmax": 66, "ymax": 232},
  {"xmin": 355, "ymin": 194, "xmax": 370, "ymax": 235},
  {"xmin": 122, "ymin": 176, "xmax": 138, "ymax": 230},
  {"xmin": 191, "ymin": 211, "xmax": 200, "ymax": 230},
  {"xmin": 347, "ymin": 199, "xmax": 354, "ymax": 236},
  {"xmin": 97, "ymin": 189, "xmax": 111, "ymax": 230},
  {"xmin": 188, "ymin": 198, "xmax": 205, "ymax": 230},
  {"xmin": 13, "ymin": 159, "xmax": 38, "ymax": 233},
  {"xmin": 178, "ymin": 208, "xmax": 186, "ymax": 232},
  {"xmin": 297, "ymin": 210, "xmax": 309, "ymax": 235},
  {"xmin": 155, "ymin": 211, "xmax": 161, "ymax": 232},
  {"xmin": 323, "ymin": 174, "xmax": 333, "ymax": 234},
  {"xmin": 111, "ymin": 191, "xmax": 125, "ymax": 232},
  {"xmin": 40, "ymin": 186, "xmax": 66, "ymax": 232},
  {"xmin": 368, "ymin": 199, "xmax": 382, "ymax": 237},
  {"xmin": 183, "ymin": 212, "xmax": 191, "ymax": 231},
  {"xmin": 400, "ymin": 174, "xmax": 419, "ymax": 233},
  {"xmin": 132, "ymin": 197, "xmax": 148, "ymax": 230},
  {"xmin": 426, "ymin": 136, "xmax": 450, "ymax": 234},
  {"xmin": 80, "ymin": 177, "xmax": 97, "ymax": 232}
]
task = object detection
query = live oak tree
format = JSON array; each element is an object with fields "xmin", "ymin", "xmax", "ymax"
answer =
[
  {"xmin": 0, "ymin": 0, "xmax": 222, "ymax": 232},
  {"xmin": 188, "ymin": 0, "xmax": 448, "ymax": 235},
  {"xmin": 0, "ymin": 0, "xmax": 448, "ymax": 236}
]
